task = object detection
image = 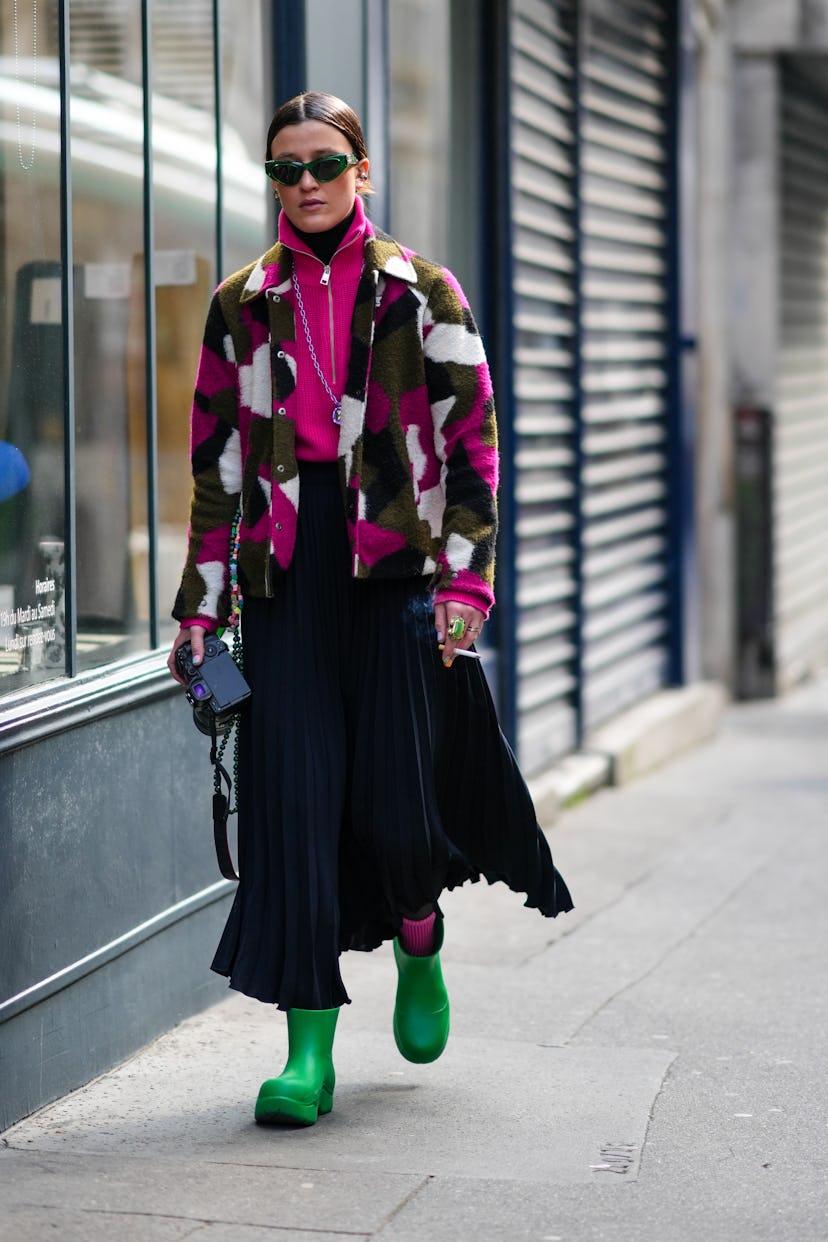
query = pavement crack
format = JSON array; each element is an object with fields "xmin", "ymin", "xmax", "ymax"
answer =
[
  {"xmin": 565, "ymin": 839, "xmax": 788, "ymax": 1045},
  {"xmin": 372, "ymin": 1175, "xmax": 432, "ymax": 1236},
  {"xmin": 76, "ymin": 1207, "xmax": 369, "ymax": 1235},
  {"xmin": 516, "ymin": 865, "xmax": 661, "ymax": 968},
  {"xmin": 518, "ymin": 804, "xmax": 738, "ymax": 968},
  {"xmin": 637, "ymin": 1048, "xmax": 679, "ymax": 1177}
]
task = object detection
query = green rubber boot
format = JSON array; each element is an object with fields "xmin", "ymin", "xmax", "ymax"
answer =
[
  {"xmin": 393, "ymin": 918, "xmax": 450, "ymax": 1064},
  {"xmin": 255, "ymin": 1007, "xmax": 339, "ymax": 1126}
]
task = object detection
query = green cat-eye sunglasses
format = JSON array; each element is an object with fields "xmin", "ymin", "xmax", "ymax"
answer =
[{"xmin": 264, "ymin": 153, "xmax": 359, "ymax": 187}]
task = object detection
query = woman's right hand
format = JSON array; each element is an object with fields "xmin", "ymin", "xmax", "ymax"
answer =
[{"xmin": 167, "ymin": 626, "xmax": 207, "ymax": 686}]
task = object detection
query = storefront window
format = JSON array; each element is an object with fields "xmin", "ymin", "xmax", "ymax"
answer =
[
  {"xmin": 138, "ymin": 0, "xmax": 269, "ymax": 648},
  {"xmin": 144, "ymin": 0, "xmax": 219, "ymax": 648},
  {"xmin": 389, "ymin": 0, "xmax": 451, "ymax": 261},
  {"xmin": 0, "ymin": 0, "xmax": 270, "ymax": 699},
  {"xmin": 388, "ymin": 0, "xmax": 480, "ymax": 306},
  {"xmin": 220, "ymin": 3, "xmax": 271, "ymax": 276},
  {"xmin": 70, "ymin": 1, "xmax": 148, "ymax": 669},
  {"xmin": 0, "ymin": 1, "xmax": 65, "ymax": 689}
]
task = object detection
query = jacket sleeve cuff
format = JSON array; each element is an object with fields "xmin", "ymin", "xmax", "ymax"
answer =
[
  {"xmin": 432, "ymin": 587, "xmax": 493, "ymax": 620},
  {"xmin": 179, "ymin": 618, "xmax": 216, "ymax": 632}
]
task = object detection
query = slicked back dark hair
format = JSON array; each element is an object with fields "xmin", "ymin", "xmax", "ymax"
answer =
[{"xmin": 265, "ymin": 91, "xmax": 369, "ymax": 164}]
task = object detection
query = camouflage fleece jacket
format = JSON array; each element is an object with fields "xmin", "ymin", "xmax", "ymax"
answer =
[{"xmin": 172, "ymin": 208, "xmax": 499, "ymax": 629}]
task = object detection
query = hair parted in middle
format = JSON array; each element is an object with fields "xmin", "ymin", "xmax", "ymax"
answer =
[{"xmin": 265, "ymin": 91, "xmax": 373, "ymax": 194}]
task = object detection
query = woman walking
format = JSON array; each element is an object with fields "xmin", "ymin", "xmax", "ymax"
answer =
[{"xmin": 169, "ymin": 91, "xmax": 572, "ymax": 1126}]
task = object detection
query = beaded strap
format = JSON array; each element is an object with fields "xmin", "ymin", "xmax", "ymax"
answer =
[{"xmin": 227, "ymin": 507, "xmax": 243, "ymax": 630}]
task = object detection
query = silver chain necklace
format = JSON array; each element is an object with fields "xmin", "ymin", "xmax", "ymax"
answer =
[{"xmin": 291, "ymin": 270, "xmax": 342, "ymax": 425}]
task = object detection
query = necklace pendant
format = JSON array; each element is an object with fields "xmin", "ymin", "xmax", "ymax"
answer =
[{"xmin": 332, "ymin": 403, "xmax": 342, "ymax": 425}]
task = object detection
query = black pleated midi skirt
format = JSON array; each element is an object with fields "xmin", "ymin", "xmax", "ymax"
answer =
[{"xmin": 212, "ymin": 462, "xmax": 573, "ymax": 1010}]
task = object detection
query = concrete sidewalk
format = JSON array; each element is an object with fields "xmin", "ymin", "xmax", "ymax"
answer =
[{"xmin": 2, "ymin": 675, "xmax": 827, "ymax": 1241}]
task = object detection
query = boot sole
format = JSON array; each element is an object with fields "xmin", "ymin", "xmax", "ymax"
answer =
[
  {"xmin": 255, "ymin": 1087, "xmax": 333, "ymax": 1127},
  {"xmin": 393, "ymin": 1013, "xmax": 449, "ymax": 1064}
]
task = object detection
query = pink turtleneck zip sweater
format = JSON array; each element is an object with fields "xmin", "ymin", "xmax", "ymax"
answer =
[{"xmin": 279, "ymin": 197, "xmax": 368, "ymax": 461}]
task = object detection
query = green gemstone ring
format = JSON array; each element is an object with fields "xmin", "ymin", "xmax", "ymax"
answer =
[{"xmin": 448, "ymin": 615, "xmax": 466, "ymax": 641}]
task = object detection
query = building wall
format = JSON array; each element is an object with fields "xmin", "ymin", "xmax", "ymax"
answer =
[
  {"xmin": 694, "ymin": 0, "xmax": 828, "ymax": 693},
  {"xmin": 0, "ymin": 680, "xmax": 235, "ymax": 1130},
  {"xmin": 731, "ymin": 0, "xmax": 828, "ymax": 48},
  {"xmin": 694, "ymin": 0, "xmax": 737, "ymax": 687}
]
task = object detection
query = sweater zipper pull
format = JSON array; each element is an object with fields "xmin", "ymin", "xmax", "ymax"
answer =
[{"xmin": 319, "ymin": 264, "xmax": 331, "ymax": 287}]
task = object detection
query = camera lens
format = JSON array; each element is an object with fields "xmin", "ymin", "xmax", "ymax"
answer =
[{"xmin": 192, "ymin": 705, "xmax": 232, "ymax": 738}]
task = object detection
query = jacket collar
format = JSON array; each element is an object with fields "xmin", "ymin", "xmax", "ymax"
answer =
[{"xmin": 238, "ymin": 200, "xmax": 418, "ymax": 305}]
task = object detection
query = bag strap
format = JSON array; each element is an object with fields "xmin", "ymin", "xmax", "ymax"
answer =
[
  {"xmin": 208, "ymin": 509, "xmax": 244, "ymax": 882},
  {"xmin": 209, "ymin": 715, "xmax": 239, "ymax": 882}
]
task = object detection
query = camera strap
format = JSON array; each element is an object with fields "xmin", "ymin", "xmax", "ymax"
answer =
[
  {"xmin": 210, "ymin": 716, "xmax": 239, "ymax": 881},
  {"xmin": 207, "ymin": 515, "xmax": 244, "ymax": 883}
]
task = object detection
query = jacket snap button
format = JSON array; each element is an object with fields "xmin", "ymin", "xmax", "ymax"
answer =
[
  {"xmin": 277, "ymin": 406, "xmax": 286, "ymax": 415},
  {"xmin": 277, "ymin": 350, "xmax": 285, "ymax": 358},
  {"xmin": 277, "ymin": 464, "xmax": 285, "ymax": 473},
  {"xmin": 275, "ymin": 522, "xmax": 283, "ymax": 531}
]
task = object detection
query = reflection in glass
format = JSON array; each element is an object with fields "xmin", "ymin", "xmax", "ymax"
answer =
[
  {"xmin": 140, "ymin": 0, "xmax": 219, "ymax": 646},
  {"xmin": 0, "ymin": 3, "xmax": 66, "ymax": 690},
  {"xmin": 388, "ymin": 0, "xmax": 451, "ymax": 261},
  {"xmin": 220, "ymin": 3, "xmax": 271, "ymax": 276},
  {"xmin": 143, "ymin": 0, "xmax": 269, "ymax": 645},
  {"xmin": 388, "ymin": 0, "xmax": 480, "ymax": 307},
  {"xmin": 0, "ymin": 0, "xmax": 270, "ymax": 693},
  {"xmin": 70, "ymin": 5, "xmax": 147, "ymax": 668}
]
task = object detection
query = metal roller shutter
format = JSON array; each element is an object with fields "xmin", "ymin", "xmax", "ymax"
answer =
[
  {"xmin": 507, "ymin": 0, "xmax": 674, "ymax": 771},
  {"xmin": 579, "ymin": 0, "xmax": 672, "ymax": 732},
  {"xmin": 776, "ymin": 67, "xmax": 828, "ymax": 689},
  {"xmin": 509, "ymin": 0, "xmax": 579, "ymax": 771}
]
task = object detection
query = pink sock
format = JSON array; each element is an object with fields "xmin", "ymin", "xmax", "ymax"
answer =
[{"xmin": 400, "ymin": 912, "xmax": 437, "ymax": 957}]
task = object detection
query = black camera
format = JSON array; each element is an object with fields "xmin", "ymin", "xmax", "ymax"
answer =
[{"xmin": 175, "ymin": 633, "xmax": 251, "ymax": 737}]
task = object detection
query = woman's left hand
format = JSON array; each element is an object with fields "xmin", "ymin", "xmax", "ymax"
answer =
[{"xmin": 434, "ymin": 601, "xmax": 486, "ymax": 667}]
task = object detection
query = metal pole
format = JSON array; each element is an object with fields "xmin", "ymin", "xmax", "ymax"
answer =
[
  {"xmin": 141, "ymin": 0, "xmax": 159, "ymax": 648},
  {"xmin": 572, "ymin": 0, "xmax": 587, "ymax": 744},
  {"xmin": 666, "ymin": 0, "xmax": 698, "ymax": 686},
  {"xmin": 58, "ymin": 0, "xmax": 76, "ymax": 677},
  {"xmin": 212, "ymin": 0, "xmax": 224, "ymax": 280},
  {"xmin": 363, "ymin": 0, "xmax": 389, "ymax": 231},
  {"xmin": 273, "ymin": 1, "xmax": 307, "ymax": 101},
  {"xmin": 485, "ymin": 0, "xmax": 519, "ymax": 747}
]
